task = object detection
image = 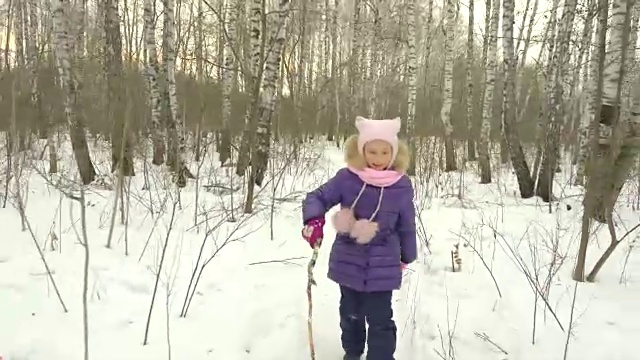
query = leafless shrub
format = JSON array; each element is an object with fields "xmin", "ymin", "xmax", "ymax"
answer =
[
  {"xmin": 10, "ymin": 168, "xmax": 69, "ymax": 314},
  {"xmin": 527, "ymin": 215, "xmax": 571, "ymax": 328},
  {"xmin": 413, "ymin": 139, "xmax": 438, "ymax": 257},
  {"xmin": 562, "ymin": 282, "xmax": 580, "ymax": 360},
  {"xmin": 434, "ymin": 288, "xmax": 459, "ymax": 360},
  {"xmin": 68, "ymin": 187, "xmax": 92, "ymax": 360},
  {"xmin": 6, "ymin": 144, "xmax": 37, "ymax": 231},
  {"xmin": 179, "ymin": 202, "xmax": 260, "ymax": 317},
  {"xmin": 32, "ymin": 165, "xmax": 92, "ymax": 360},
  {"xmin": 451, "ymin": 225, "xmax": 502, "ymax": 298},
  {"xmin": 143, "ymin": 196, "xmax": 179, "ymax": 345},
  {"xmin": 266, "ymin": 142, "xmax": 314, "ymax": 240},
  {"xmin": 618, "ymin": 237, "xmax": 638, "ymax": 284},
  {"xmin": 482, "ymin": 216, "xmax": 566, "ymax": 336},
  {"xmin": 192, "ymin": 134, "xmax": 218, "ymax": 224}
]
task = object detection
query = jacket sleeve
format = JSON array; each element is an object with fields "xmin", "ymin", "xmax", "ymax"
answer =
[
  {"xmin": 302, "ymin": 168, "xmax": 345, "ymax": 224},
  {"xmin": 398, "ymin": 178, "xmax": 417, "ymax": 264}
]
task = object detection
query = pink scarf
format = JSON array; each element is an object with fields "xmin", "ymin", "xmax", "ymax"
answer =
[{"xmin": 347, "ymin": 166, "xmax": 404, "ymax": 187}]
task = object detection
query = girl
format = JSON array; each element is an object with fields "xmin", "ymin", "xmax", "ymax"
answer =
[{"xmin": 301, "ymin": 116, "xmax": 417, "ymax": 360}]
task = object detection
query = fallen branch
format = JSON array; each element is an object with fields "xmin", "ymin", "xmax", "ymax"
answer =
[
  {"xmin": 474, "ymin": 331, "xmax": 508, "ymax": 355},
  {"xmin": 248, "ymin": 256, "xmax": 306, "ymax": 266}
]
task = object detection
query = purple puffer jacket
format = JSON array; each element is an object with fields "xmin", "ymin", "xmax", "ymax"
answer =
[{"xmin": 302, "ymin": 168, "xmax": 417, "ymax": 292}]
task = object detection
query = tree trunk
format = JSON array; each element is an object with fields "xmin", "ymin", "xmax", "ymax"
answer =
[
  {"xmin": 405, "ymin": 0, "xmax": 418, "ymax": 175},
  {"xmin": 501, "ymin": 0, "xmax": 534, "ymax": 198},
  {"xmin": 587, "ymin": 0, "xmax": 633, "ymax": 223},
  {"xmin": 52, "ymin": 0, "xmax": 96, "ymax": 185},
  {"xmin": 144, "ymin": 0, "xmax": 165, "ymax": 165},
  {"xmin": 162, "ymin": 0, "xmax": 193, "ymax": 187},
  {"xmin": 478, "ymin": 0, "xmax": 497, "ymax": 183},
  {"xmin": 252, "ymin": 0, "xmax": 293, "ymax": 188},
  {"xmin": 441, "ymin": 0, "xmax": 458, "ymax": 172},
  {"xmin": 235, "ymin": 0, "xmax": 264, "ymax": 177},
  {"xmin": 466, "ymin": 0, "xmax": 476, "ymax": 161},
  {"xmin": 536, "ymin": 0, "xmax": 578, "ymax": 201},
  {"xmin": 219, "ymin": 0, "xmax": 238, "ymax": 166},
  {"xmin": 105, "ymin": 0, "xmax": 134, "ymax": 176}
]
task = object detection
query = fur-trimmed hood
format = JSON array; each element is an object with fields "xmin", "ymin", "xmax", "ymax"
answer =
[{"xmin": 343, "ymin": 134, "xmax": 410, "ymax": 174}]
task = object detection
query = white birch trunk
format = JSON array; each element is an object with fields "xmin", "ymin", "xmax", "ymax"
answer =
[
  {"xmin": 219, "ymin": 0, "xmax": 238, "ymax": 165},
  {"xmin": 405, "ymin": 0, "xmax": 418, "ymax": 175},
  {"xmin": 478, "ymin": 0, "xmax": 499, "ymax": 183},
  {"xmin": 163, "ymin": 0, "xmax": 192, "ymax": 186},
  {"xmin": 235, "ymin": 0, "xmax": 264, "ymax": 177},
  {"xmin": 252, "ymin": 0, "xmax": 293, "ymax": 187},
  {"xmin": 51, "ymin": 0, "xmax": 96, "ymax": 184},
  {"xmin": 502, "ymin": 0, "xmax": 534, "ymax": 197},
  {"xmin": 536, "ymin": 0, "xmax": 578, "ymax": 201},
  {"xmin": 466, "ymin": 0, "xmax": 476, "ymax": 161},
  {"xmin": 144, "ymin": 0, "xmax": 165, "ymax": 165},
  {"xmin": 441, "ymin": 0, "xmax": 458, "ymax": 172}
]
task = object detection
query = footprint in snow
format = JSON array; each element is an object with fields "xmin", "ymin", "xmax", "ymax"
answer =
[
  {"xmin": 0, "ymin": 283, "xmax": 25, "ymax": 293},
  {"xmin": 119, "ymin": 280, "xmax": 151, "ymax": 295}
]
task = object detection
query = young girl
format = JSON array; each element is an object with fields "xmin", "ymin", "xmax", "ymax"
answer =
[{"xmin": 301, "ymin": 116, "xmax": 417, "ymax": 360}]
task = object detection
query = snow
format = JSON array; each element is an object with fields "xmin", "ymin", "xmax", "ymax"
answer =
[{"xmin": 1, "ymin": 139, "xmax": 639, "ymax": 360}]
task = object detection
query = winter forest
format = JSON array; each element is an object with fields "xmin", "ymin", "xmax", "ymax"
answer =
[{"xmin": 0, "ymin": 0, "xmax": 639, "ymax": 359}]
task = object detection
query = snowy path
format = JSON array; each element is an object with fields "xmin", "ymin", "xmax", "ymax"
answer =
[{"xmin": 2, "ymin": 145, "xmax": 640, "ymax": 359}]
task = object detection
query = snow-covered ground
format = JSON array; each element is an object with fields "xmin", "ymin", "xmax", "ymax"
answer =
[{"xmin": 1, "ymin": 139, "xmax": 639, "ymax": 360}]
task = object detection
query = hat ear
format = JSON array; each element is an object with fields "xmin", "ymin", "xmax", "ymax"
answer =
[
  {"xmin": 390, "ymin": 117, "xmax": 401, "ymax": 133},
  {"xmin": 355, "ymin": 116, "xmax": 368, "ymax": 131}
]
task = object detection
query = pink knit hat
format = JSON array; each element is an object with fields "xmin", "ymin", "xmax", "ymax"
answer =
[{"xmin": 355, "ymin": 116, "xmax": 402, "ymax": 164}]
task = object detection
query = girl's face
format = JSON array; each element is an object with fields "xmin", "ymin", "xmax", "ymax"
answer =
[{"xmin": 363, "ymin": 140, "xmax": 393, "ymax": 170}]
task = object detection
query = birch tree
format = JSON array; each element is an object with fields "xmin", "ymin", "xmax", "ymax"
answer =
[
  {"xmin": 441, "ymin": 0, "xmax": 457, "ymax": 172},
  {"xmin": 105, "ymin": 0, "xmax": 134, "ymax": 176},
  {"xmin": 466, "ymin": 0, "xmax": 476, "ymax": 161},
  {"xmin": 348, "ymin": 0, "xmax": 363, "ymax": 128},
  {"xmin": 501, "ymin": 0, "xmax": 534, "ymax": 197},
  {"xmin": 194, "ymin": 0, "xmax": 206, "ymax": 162},
  {"xmin": 536, "ymin": 0, "xmax": 578, "ymax": 201},
  {"xmin": 236, "ymin": 0, "xmax": 264, "ymax": 177},
  {"xmin": 515, "ymin": 0, "xmax": 538, "ymax": 111},
  {"xmin": 530, "ymin": 0, "xmax": 560, "ymax": 182},
  {"xmin": 478, "ymin": 0, "xmax": 498, "ymax": 183},
  {"xmin": 252, "ymin": 0, "xmax": 293, "ymax": 188},
  {"xmin": 572, "ymin": 0, "xmax": 596, "ymax": 184},
  {"xmin": 144, "ymin": 0, "xmax": 165, "ymax": 165},
  {"xmin": 12, "ymin": 0, "xmax": 27, "ymax": 151},
  {"xmin": 330, "ymin": 0, "xmax": 340, "ymax": 141},
  {"xmin": 219, "ymin": 0, "xmax": 238, "ymax": 166},
  {"xmin": 405, "ymin": 0, "xmax": 418, "ymax": 175},
  {"xmin": 574, "ymin": 0, "xmax": 612, "ymax": 281},
  {"xmin": 162, "ymin": 0, "xmax": 193, "ymax": 187},
  {"xmin": 584, "ymin": 0, "xmax": 635, "ymax": 223},
  {"xmin": 52, "ymin": 0, "xmax": 96, "ymax": 185}
]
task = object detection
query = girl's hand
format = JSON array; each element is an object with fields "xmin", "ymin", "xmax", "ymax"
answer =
[{"xmin": 302, "ymin": 218, "xmax": 325, "ymax": 248}]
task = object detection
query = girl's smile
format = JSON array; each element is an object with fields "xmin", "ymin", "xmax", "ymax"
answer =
[{"xmin": 364, "ymin": 139, "xmax": 393, "ymax": 170}]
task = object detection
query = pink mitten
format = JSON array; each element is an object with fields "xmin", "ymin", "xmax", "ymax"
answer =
[
  {"xmin": 302, "ymin": 218, "xmax": 325, "ymax": 248},
  {"xmin": 332, "ymin": 208, "xmax": 356, "ymax": 234},
  {"xmin": 401, "ymin": 262, "xmax": 407, "ymax": 271},
  {"xmin": 350, "ymin": 219, "xmax": 379, "ymax": 244}
]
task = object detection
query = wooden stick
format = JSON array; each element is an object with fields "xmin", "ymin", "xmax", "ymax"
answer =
[{"xmin": 307, "ymin": 243, "xmax": 320, "ymax": 360}]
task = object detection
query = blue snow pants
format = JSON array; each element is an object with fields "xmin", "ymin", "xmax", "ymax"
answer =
[{"xmin": 339, "ymin": 285, "xmax": 396, "ymax": 360}]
